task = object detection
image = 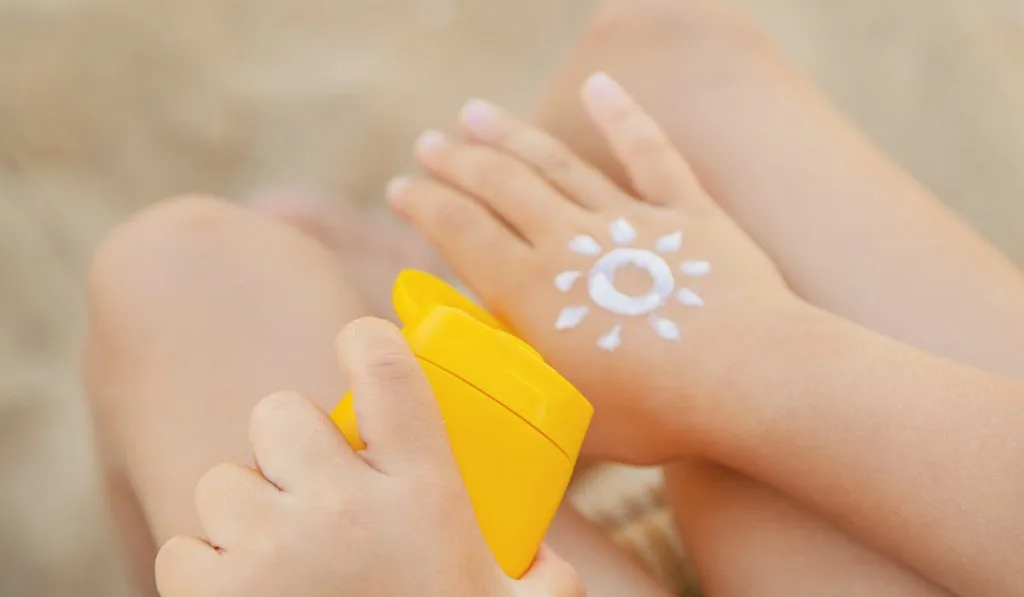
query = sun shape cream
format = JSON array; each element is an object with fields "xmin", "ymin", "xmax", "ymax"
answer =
[
  {"xmin": 330, "ymin": 270, "xmax": 593, "ymax": 579},
  {"xmin": 555, "ymin": 217, "xmax": 711, "ymax": 351}
]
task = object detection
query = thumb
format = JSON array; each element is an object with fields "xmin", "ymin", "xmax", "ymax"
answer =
[
  {"xmin": 336, "ymin": 317, "xmax": 453, "ymax": 475},
  {"xmin": 515, "ymin": 545, "xmax": 585, "ymax": 597}
]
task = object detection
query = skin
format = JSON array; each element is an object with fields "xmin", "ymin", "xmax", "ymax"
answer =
[
  {"xmin": 153, "ymin": 317, "xmax": 583, "ymax": 597},
  {"xmin": 85, "ymin": 1, "xmax": 1024, "ymax": 595},
  {"xmin": 528, "ymin": 1, "xmax": 1024, "ymax": 595},
  {"xmin": 393, "ymin": 75, "xmax": 795, "ymax": 464},
  {"xmin": 700, "ymin": 308, "xmax": 1024, "ymax": 597},
  {"xmin": 84, "ymin": 195, "xmax": 669, "ymax": 597},
  {"xmin": 392, "ymin": 72, "xmax": 1024, "ymax": 597}
]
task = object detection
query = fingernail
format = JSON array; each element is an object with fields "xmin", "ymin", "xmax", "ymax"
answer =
[
  {"xmin": 583, "ymin": 71, "xmax": 624, "ymax": 105},
  {"xmin": 416, "ymin": 130, "xmax": 447, "ymax": 153},
  {"xmin": 459, "ymin": 98, "xmax": 500, "ymax": 138},
  {"xmin": 386, "ymin": 175, "xmax": 411, "ymax": 202}
]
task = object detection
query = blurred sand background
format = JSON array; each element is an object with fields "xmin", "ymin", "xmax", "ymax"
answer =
[{"xmin": 2, "ymin": 1, "xmax": 1023, "ymax": 595}]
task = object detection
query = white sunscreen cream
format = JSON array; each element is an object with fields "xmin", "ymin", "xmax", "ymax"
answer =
[{"xmin": 553, "ymin": 217, "xmax": 710, "ymax": 351}]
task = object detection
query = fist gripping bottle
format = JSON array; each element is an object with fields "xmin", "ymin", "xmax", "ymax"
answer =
[{"xmin": 330, "ymin": 270, "xmax": 593, "ymax": 578}]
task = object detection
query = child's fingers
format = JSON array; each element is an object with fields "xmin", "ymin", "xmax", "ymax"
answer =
[
  {"xmin": 414, "ymin": 132, "xmax": 580, "ymax": 241},
  {"xmin": 581, "ymin": 71, "xmax": 712, "ymax": 211},
  {"xmin": 458, "ymin": 98, "xmax": 624, "ymax": 211},
  {"xmin": 388, "ymin": 176, "xmax": 529, "ymax": 310},
  {"xmin": 155, "ymin": 535, "xmax": 220, "ymax": 597},
  {"xmin": 336, "ymin": 317, "xmax": 455, "ymax": 477},
  {"xmin": 193, "ymin": 462, "xmax": 277, "ymax": 549},
  {"xmin": 248, "ymin": 391, "xmax": 366, "ymax": 494}
]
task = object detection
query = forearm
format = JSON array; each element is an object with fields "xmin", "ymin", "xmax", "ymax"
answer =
[{"xmin": 695, "ymin": 307, "xmax": 1024, "ymax": 597}]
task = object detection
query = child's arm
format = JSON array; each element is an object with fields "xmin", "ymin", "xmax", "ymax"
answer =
[
  {"xmin": 390, "ymin": 72, "xmax": 1022, "ymax": 596},
  {"xmin": 689, "ymin": 306, "xmax": 1024, "ymax": 597},
  {"xmin": 154, "ymin": 318, "xmax": 582, "ymax": 597}
]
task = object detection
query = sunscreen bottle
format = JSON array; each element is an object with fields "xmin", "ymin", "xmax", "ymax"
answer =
[{"xmin": 330, "ymin": 270, "xmax": 593, "ymax": 578}]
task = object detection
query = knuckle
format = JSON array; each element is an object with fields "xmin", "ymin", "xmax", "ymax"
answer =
[
  {"xmin": 625, "ymin": 131, "xmax": 672, "ymax": 160},
  {"xmin": 398, "ymin": 180, "xmax": 440, "ymax": 224},
  {"xmin": 602, "ymin": 100, "xmax": 635, "ymax": 128},
  {"xmin": 195, "ymin": 462, "xmax": 239, "ymax": 503},
  {"xmin": 154, "ymin": 536, "xmax": 185, "ymax": 572},
  {"xmin": 363, "ymin": 349, "xmax": 422, "ymax": 386},
  {"xmin": 154, "ymin": 536, "xmax": 210, "ymax": 592},
  {"xmin": 462, "ymin": 148, "xmax": 520, "ymax": 191},
  {"xmin": 528, "ymin": 140, "xmax": 577, "ymax": 177},
  {"xmin": 425, "ymin": 190, "xmax": 480, "ymax": 234}
]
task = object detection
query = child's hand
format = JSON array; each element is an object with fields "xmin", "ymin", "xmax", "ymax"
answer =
[
  {"xmin": 390, "ymin": 73, "xmax": 806, "ymax": 463},
  {"xmin": 154, "ymin": 318, "xmax": 582, "ymax": 597}
]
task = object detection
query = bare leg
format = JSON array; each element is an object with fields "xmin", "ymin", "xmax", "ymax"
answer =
[
  {"xmin": 532, "ymin": 0, "xmax": 1024, "ymax": 594},
  {"xmin": 83, "ymin": 196, "xmax": 670, "ymax": 597}
]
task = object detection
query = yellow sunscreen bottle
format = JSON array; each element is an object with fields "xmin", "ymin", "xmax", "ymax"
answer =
[{"xmin": 330, "ymin": 270, "xmax": 593, "ymax": 579}]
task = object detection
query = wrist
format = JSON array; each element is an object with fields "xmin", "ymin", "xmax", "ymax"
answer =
[{"xmin": 674, "ymin": 296, "xmax": 847, "ymax": 459}]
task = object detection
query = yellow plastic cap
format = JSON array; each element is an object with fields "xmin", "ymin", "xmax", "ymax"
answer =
[
  {"xmin": 393, "ymin": 270, "xmax": 507, "ymax": 332},
  {"xmin": 394, "ymin": 270, "xmax": 593, "ymax": 463}
]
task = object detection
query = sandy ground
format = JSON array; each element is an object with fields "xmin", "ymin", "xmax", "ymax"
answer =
[{"xmin": 1, "ymin": 1, "xmax": 1023, "ymax": 595}]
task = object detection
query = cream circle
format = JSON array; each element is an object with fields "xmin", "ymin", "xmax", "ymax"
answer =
[{"xmin": 587, "ymin": 248, "xmax": 676, "ymax": 316}]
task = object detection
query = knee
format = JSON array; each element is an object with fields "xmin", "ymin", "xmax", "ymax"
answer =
[
  {"xmin": 590, "ymin": 0, "xmax": 694, "ymax": 32},
  {"xmin": 84, "ymin": 196, "xmax": 251, "ymax": 431},
  {"xmin": 88, "ymin": 196, "xmax": 248, "ymax": 319},
  {"xmin": 586, "ymin": 0, "xmax": 770, "ymax": 63},
  {"xmin": 90, "ymin": 195, "xmax": 249, "ymax": 283},
  {"xmin": 86, "ymin": 196, "xmax": 271, "ymax": 362},
  {"xmin": 85, "ymin": 193, "xmax": 346, "ymax": 362}
]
